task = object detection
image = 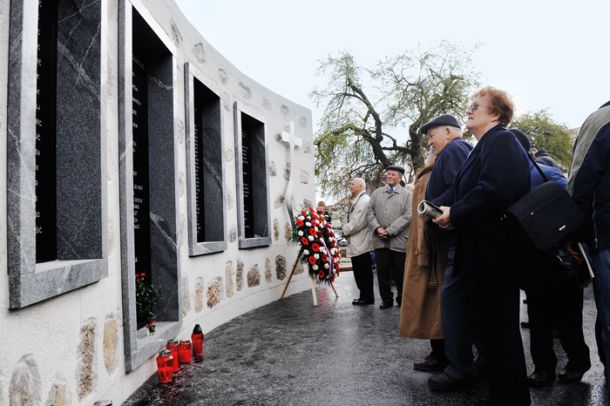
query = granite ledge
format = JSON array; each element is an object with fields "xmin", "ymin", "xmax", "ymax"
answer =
[
  {"xmin": 189, "ymin": 241, "xmax": 226, "ymax": 257},
  {"xmin": 238, "ymin": 236, "xmax": 272, "ymax": 250},
  {"xmin": 128, "ymin": 321, "xmax": 182, "ymax": 373},
  {"xmin": 9, "ymin": 258, "xmax": 107, "ymax": 309}
]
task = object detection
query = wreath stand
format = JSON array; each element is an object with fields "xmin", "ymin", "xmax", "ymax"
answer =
[{"xmin": 279, "ymin": 250, "xmax": 339, "ymax": 306}]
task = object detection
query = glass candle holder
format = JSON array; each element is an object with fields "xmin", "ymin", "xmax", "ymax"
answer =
[
  {"xmin": 178, "ymin": 340, "xmax": 192, "ymax": 364},
  {"xmin": 156, "ymin": 350, "xmax": 173, "ymax": 384},
  {"xmin": 166, "ymin": 339, "xmax": 180, "ymax": 372},
  {"xmin": 191, "ymin": 326, "xmax": 204, "ymax": 362}
]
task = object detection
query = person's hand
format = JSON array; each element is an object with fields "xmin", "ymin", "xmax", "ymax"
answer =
[
  {"xmin": 565, "ymin": 241, "xmax": 584, "ymax": 266},
  {"xmin": 433, "ymin": 206, "xmax": 455, "ymax": 230},
  {"xmin": 376, "ymin": 227, "xmax": 389, "ymax": 239}
]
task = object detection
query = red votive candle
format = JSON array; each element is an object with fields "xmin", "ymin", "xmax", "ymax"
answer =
[
  {"xmin": 156, "ymin": 350, "xmax": 173, "ymax": 384},
  {"xmin": 166, "ymin": 339, "xmax": 180, "ymax": 372},
  {"xmin": 191, "ymin": 324, "xmax": 204, "ymax": 362},
  {"xmin": 178, "ymin": 340, "xmax": 192, "ymax": 364}
]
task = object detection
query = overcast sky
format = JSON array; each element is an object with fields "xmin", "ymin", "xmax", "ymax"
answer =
[{"xmin": 175, "ymin": 0, "xmax": 609, "ymax": 131}]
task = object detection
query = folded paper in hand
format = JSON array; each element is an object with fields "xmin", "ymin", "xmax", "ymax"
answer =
[{"xmin": 417, "ymin": 200, "xmax": 442, "ymax": 218}]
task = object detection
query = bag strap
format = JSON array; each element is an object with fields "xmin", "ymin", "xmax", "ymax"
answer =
[
  {"xmin": 527, "ymin": 152, "xmax": 550, "ymax": 183},
  {"xmin": 511, "ymin": 133, "xmax": 550, "ymax": 183}
]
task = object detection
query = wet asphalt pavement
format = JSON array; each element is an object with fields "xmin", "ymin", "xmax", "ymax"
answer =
[{"xmin": 124, "ymin": 273, "xmax": 607, "ymax": 406}]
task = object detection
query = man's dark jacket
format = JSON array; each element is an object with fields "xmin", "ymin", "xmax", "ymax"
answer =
[
  {"xmin": 450, "ymin": 125, "xmax": 531, "ymax": 280},
  {"xmin": 534, "ymin": 150, "xmax": 561, "ymax": 169},
  {"xmin": 426, "ymin": 138, "xmax": 472, "ymax": 248},
  {"xmin": 568, "ymin": 100, "xmax": 610, "ymax": 250}
]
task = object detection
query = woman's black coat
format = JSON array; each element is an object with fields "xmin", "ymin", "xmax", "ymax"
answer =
[{"xmin": 449, "ymin": 125, "xmax": 531, "ymax": 281}]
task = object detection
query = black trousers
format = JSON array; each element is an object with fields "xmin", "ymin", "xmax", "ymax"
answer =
[
  {"xmin": 374, "ymin": 248, "xmax": 406, "ymax": 304},
  {"xmin": 351, "ymin": 252, "xmax": 374, "ymax": 301},
  {"xmin": 526, "ymin": 280, "xmax": 590, "ymax": 373},
  {"xmin": 430, "ymin": 339, "xmax": 447, "ymax": 361},
  {"xmin": 472, "ymin": 279, "xmax": 531, "ymax": 406}
]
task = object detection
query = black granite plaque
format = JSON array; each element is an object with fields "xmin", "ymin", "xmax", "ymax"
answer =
[
  {"xmin": 132, "ymin": 55, "xmax": 151, "ymax": 280},
  {"xmin": 191, "ymin": 79, "xmax": 223, "ymax": 245},
  {"xmin": 242, "ymin": 128, "xmax": 254, "ymax": 238},
  {"xmin": 35, "ymin": 0, "xmax": 59, "ymax": 263},
  {"xmin": 193, "ymin": 102, "xmax": 204, "ymax": 242}
]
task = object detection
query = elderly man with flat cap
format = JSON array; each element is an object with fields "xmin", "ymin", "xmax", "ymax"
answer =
[
  {"xmin": 419, "ymin": 115, "xmax": 481, "ymax": 392},
  {"xmin": 367, "ymin": 165, "xmax": 412, "ymax": 309}
]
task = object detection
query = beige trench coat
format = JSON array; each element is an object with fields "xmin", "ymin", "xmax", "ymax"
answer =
[{"xmin": 399, "ymin": 163, "xmax": 447, "ymax": 339}]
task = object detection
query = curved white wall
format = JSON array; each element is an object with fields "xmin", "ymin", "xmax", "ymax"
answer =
[{"xmin": 0, "ymin": 0, "xmax": 314, "ymax": 404}]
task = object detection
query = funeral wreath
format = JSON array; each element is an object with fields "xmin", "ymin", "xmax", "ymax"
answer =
[{"xmin": 291, "ymin": 207, "xmax": 341, "ymax": 284}]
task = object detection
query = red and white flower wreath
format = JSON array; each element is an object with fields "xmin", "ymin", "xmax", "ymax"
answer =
[{"xmin": 291, "ymin": 207, "xmax": 341, "ymax": 284}]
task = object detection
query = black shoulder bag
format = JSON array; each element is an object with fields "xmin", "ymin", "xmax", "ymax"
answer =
[{"xmin": 502, "ymin": 153, "xmax": 584, "ymax": 251}]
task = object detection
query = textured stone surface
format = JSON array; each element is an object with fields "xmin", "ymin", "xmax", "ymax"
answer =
[
  {"xmin": 169, "ymin": 19, "xmax": 183, "ymax": 45},
  {"xmin": 225, "ymin": 261, "xmax": 234, "ymax": 298},
  {"xmin": 284, "ymin": 222, "xmax": 292, "ymax": 241},
  {"xmin": 269, "ymin": 160, "xmax": 277, "ymax": 176},
  {"xmin": 238, "ymin": 82, "xmax": 251, "ymax": 99},
  {"xmin": 273, "ymin": 219, "xmax": 280, "ymax": 241},
  {"xmin": 236, "ymin": 260, "xmax": 244, "ymax": 291},
  {"xmin": 192, "ymin": 42, "xmax": 206, "ymax": 63},
  {"xmin": 224, "ymin": 148, "xmax": 234, "ymax": 162},
  {"xmin": 217, "ymin": 68, "xmax": 228, "ymax": 84},
  {"xmin": 274, "ymin": 195, "xmax": 285, "ymax": 209},
  {"xmin": 9, "ymin": 355, "xmax": 41, "ymax": 406},
  {"xmin": 227, "ymin": 190, "xmax": 235, "ymax": 210},
  {"xmin": 265, "ymin": 258, "xmax": 273, "ymax": 283},
  {"xmin": 283, "ymin": 162, "xmax": 291, "ymax": 180},
  {"xmin": 78, "ymin": 319, "xmax": 96, "ymax": 400},
  {"xmin": 46, "ymin": 383, "xmax": 69, "ymax": 406},
  {"xmin": 228, "ymin": 225, "xmax": 237, "ymax": 243},
  {"xmin": 103, "ymin": 318, "xmax": 119, "ymax": 374},
  {"xmin": 300, "ymin": 170, "xmax": 309, "ymax": 184},
  {"xmin": 124, "ymin": 279, "xmax": 608, "ymax": 406},
  {"xmin": 247, "ymin": 264, "xmax": 261, "ymax": 287},
  {"xmin": 294, "ymin": 261, "xmax": 305, "ymax": 275},
  {"xmin": 182, "ymin": 276, "xmax": 191, "ymax": 317},
  {"xmin": 275, "ymin": 255, "xmax": 286, "ymax": 280},
  {"xmin": 207, "ymin": 277, "xmax": 223, "ymax": 308},
  {"xmin": 195, "ymin": 277, "xmax": 205, "ymax": 313}
]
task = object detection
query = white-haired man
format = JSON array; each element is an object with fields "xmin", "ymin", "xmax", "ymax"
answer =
[{"xmin": 343, "ymin": 178, "xmax": 374, "ymax": 305}]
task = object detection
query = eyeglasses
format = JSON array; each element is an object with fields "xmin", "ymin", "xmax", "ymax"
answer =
[{"xmin": 467, "ymin": 102, "xmax": 488, "ymax": 113}]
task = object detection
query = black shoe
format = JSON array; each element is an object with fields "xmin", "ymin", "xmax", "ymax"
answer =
[
  {"xmin": 557, "ymin": 366, "xmax": 589, "ymax": 383},
  {"xmin": 427, "ymin": 372, "xmax": 473, "ymax": 392},
  {"xmin": 379, "ymin": 302, "xmax": 393, "ymax": 309},
  {"xmin": 414, "ymin": 356, "xmax": 448, "ymax": 372},
  {"xmin": 352, "ymin": 298, "xmax": 374, "ymax": 306},
  {"xmin": 527, "ymin": 370, "xmax": 555, "ymax": 387},
  {"xmin": 520, "ymin": 321, "xmax": 530, "ymax": 329}
]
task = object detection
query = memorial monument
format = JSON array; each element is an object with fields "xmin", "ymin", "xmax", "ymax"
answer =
[{"xmin": 0, "ymin": 0, "xmax": 314, "ymax": 403}]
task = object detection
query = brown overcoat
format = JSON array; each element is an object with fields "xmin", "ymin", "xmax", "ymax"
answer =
[{"xmin": 399, "ymin": 162, "xmax": 447, "ymax": 339}]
